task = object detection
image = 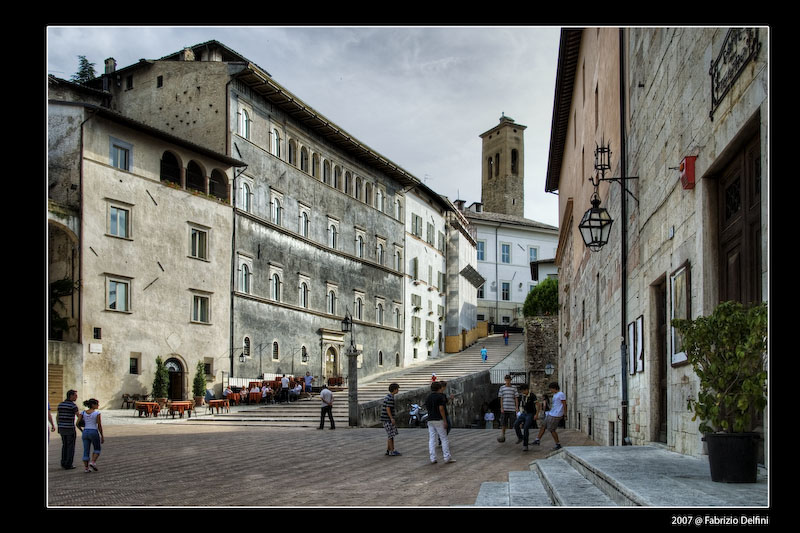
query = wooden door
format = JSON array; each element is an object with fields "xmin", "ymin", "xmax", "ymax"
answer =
[{"xmin": 718, "ymin": 134, "xmax": 762, "ymax": 305}]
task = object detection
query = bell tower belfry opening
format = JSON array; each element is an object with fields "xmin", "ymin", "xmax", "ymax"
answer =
[{"xmin": 480, "ymin": 114, "xmax": 526, "ymax": 217}]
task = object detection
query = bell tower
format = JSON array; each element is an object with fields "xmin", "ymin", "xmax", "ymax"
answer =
[{"xmin": 480, "ymin": 114, "xmax": 526, "ymax": 217}]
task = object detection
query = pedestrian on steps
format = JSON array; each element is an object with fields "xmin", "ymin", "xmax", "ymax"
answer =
[
  {"xmin": 480, "ymin": 345, "xmax": 488, "ymax": 362},
  {"xmin": 504, "ymin": 329, "xmax": 509, "ymax": 346}
]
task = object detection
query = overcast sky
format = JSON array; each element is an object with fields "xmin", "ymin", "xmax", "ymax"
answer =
[{"xmin": 46, "ymin": 25, "xmax": 562, "ymax": 227}]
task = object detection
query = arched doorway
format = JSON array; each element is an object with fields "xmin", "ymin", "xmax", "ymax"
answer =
[
  {"xmin": 325, "ymin": 347, "xmax": 338, "ymax": 382},
  {"xmin": 165, "ymin": 358, "xmax": 185, "ymax": 400}
]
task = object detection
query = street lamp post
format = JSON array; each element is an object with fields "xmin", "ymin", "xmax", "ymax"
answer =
[{"xmin": 341, "ymin": 309, "xmax": 361, "ymax": 427}]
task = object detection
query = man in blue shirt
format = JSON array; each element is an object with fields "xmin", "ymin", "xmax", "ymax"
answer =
[{"xmin": 57, "ymin": 390, "xmax": 79, "ymax": 469}]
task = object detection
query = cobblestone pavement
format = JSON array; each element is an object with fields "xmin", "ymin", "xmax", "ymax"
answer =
[{"xmin": 47, "ymin": 422, "xmax": 596, "ymax": 508}]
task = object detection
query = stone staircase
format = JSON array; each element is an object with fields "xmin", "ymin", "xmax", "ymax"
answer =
[
  {"xmin": 473, "ymin": 449, "xmax": 620, "ymax": 507},
  {"xmin": 189, "ymin": 333, "xmax": 522, "ymax": 428}
]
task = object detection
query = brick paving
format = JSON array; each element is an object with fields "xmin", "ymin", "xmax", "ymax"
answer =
[{"xmin": 47, "ymin": 422, "xmax": 596, "ymax": 507}]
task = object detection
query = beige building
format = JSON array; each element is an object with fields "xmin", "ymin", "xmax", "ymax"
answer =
[
  {"xmin": 545, "ymin": 27, "xmax": 768, "ymax": 460},
  {"xmin": 48, "ymin": 77, "xmax": 244, "ymax": 408}
]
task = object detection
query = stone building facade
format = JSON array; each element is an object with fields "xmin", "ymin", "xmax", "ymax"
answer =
[
  {"xmin": 48, "ymin": 79, "xmax": 244, "ymax": 407},
  {"xmin": 545, "ymin": 27, "xmax": 768, "ymax": 459}
]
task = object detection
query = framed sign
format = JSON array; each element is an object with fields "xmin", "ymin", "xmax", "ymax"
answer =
[
  {"xmin": 670, "ymin": 263, "xmax": 691, "ymax": 366},
  {"xmin": 635, "ymin": 315, "xmax": 644, "ymax": 373}
]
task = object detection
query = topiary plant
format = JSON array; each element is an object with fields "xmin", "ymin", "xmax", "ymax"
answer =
[
  {"xmin": 523, "ymin": 277, "xmax": 559, "ymax": 317},
  {"xmin": 152, "ymin": 356, "xmax": 170, "ymax": 400}
]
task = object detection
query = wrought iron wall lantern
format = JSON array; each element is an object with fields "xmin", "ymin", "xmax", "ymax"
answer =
[{"xmin": 578, "ymin": 141, "xmax": 638, "ymax": 252}]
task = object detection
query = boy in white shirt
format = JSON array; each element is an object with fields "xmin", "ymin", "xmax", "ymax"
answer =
[{"xmin": 533, "ymin": 382, "xmax": 567, "ymax": 450}]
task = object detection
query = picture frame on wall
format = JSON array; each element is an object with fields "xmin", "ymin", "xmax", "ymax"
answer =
[{"xmin": 670, "ymin": 262, "xmax": 691, "ymax": 366}]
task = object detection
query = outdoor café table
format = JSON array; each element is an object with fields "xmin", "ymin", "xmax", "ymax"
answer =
[
  {"xmin": 134, "ymin": 401, "xmax": 160, "ymax": 417},
  {"xmin": 227, "ymin": 392, "xmax": 241, "ymax": 405},
  {"xmin": 208, "ymin": 399, "xmax": 230, "ymax": 414},
  {"xmin": 168, "ymin": 401, "xmax": 193, "ymax": 418}
]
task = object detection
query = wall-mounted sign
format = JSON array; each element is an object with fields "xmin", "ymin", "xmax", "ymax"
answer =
[{"xmin": 710, "ymin": 28, "xmax": 761, "ymax": 120}]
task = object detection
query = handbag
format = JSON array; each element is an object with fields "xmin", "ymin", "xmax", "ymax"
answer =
[{"xmin": 77, "ymin": 412, "xmax": 86, "ymax": 429}]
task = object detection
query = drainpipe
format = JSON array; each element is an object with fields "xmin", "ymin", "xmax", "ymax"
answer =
[{"xmin": 619, "ymin": 28, "xmax": 630, "ymax": 446}]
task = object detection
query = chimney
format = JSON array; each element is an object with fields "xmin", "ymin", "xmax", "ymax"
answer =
[{"xmin": 104, "ymin": 58, "xmax": 116, "ymax": 74}]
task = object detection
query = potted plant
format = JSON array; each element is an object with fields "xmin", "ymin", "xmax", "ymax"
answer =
[
  {"xmin": 152, "ymin": 356, "xmax": 170, "ymax": 407},
  {"xmin": 192, "ymin": 360, "xmax": 207, "ymax": 407},
  {"xmin": 672, "ymin": 300, "xmax": 767, "ymax": 483}
]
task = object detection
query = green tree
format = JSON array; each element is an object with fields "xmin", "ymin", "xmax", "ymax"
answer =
[
  {"xmin": 71, "ymin": 55, "xmax": 97, "ymax": 84},
  {"xmin": 192, "ymin": 360, "xmax": 207, "ymax": 398},
  {"xmin": 523, "ymin": 277, "xmax": 558, "ymax": 317},
  {"xmin": 152, "ymin": 356, "xmax": 170, "ymax": 399}
]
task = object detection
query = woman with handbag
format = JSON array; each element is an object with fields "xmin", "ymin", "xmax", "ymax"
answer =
[{"xmin": 76, "ymin": 399, "xmax": 104, "ymax": 473}]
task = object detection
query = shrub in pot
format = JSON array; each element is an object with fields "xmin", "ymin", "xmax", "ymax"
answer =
[
  {"xmin": 192, "ymin": 360, "xmax": 207, "ymax": 406},
  {"xmin": 672, "ymin": 300, "xmax": 767, "ymax": 483},
  {"xmin": 152, "ymin": 356, "xmax": 170, "ymax": 406}
]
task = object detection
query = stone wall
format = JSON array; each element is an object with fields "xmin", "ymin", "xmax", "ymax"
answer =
[
  {"xmin": 524, "ymin": 315, "xmax": 559, "ymax": 399},
  {"xmin": 360, "ymin": 370, "xmax": 494, "ymax": 428}
]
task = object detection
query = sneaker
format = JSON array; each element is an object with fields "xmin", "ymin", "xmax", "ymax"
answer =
[
  {"xmin": 84, "ymin": 468, "xmax": 91, "ymax": 473},
  {"xmin": 388, "ymin": 450, "xmax": 402, "ymax": 456},
  {"xmin": 533, "ymin": 439, "xmax": 541, "ymax": 446},
  {"xmin": 497, "ymin": 436, "xmax": 505, "ymax": 443},
  {"xmin": 89, "ymin": 462, "xmax": 98, "ymax": 471},
  {"xmin": 430, "ymin": 460, "xmax": 438, "ymax": 464},
  {"xmin": 523, "ymin": 445, "xmax": 529, "ymax": 451},
  {"xmin": 552, "ymin": 444, "xmax": 562, "ymax": 450},
  {"xmin": 444, "ymin": 458, "xmax": 457, "ymax": 463}
]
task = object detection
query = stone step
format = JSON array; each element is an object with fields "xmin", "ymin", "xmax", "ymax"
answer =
[
  {"xmin": 473, "ymin": 471, "xmax": 553, "ymax": 506},
  {"xmin": 533, "ymin": 452, "xmax": 618, "ymax": 506}
]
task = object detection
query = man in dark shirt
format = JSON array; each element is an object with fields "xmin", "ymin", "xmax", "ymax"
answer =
[
  {"xmin": 57, "ymin": 390, "xmax": 79, "ymax": 469},
  {"xmin": 381, "ymin": 383, "xmax": 401, "ymax": 456},
  {"xmin": 425, "ymin": 382, "xmax": 455, "ymax": 464}
]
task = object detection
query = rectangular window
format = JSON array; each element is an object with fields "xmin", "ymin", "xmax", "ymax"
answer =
[
  {"xmin": 190, "ymin": 227, "xmax": 208, "ymax": 260},
  {"xmin": 156, "ymin": 75, "xmax": 163, "ymax": 88},
  {"xmin": 477, "ymin": 285, "xmax": 484, "ymax": 299},
  {"xmin": 412, "ymin": 317, "xmax": 421, "ymax": 338},
  {"xmin": 501, "ymin": 243, "xmax": 511, "ymax": 263},
  {"xmin": 107, "ymin": 278, "xmax": 130, "ymax": 312},
  {"xmin": 412, "ymin": 214, "xmax": 423, "ymax": 237},
  {"xmin": 129, "ymin": 353, "xmax": 140, "ymax": 375},
  {"xmin": 477, "ymin": 241, "xmax": 485, "ymax": 261},
  {"xmin": 192, "ymin": 294, "xmax": 210, "ymax": 323},
  {"xmin": 108, "ymin": 205, "xmax": 129, "ymax": 238},
  {"xmin": 110, "ymin": 137, "xmax": 133, "ymax": 171},
  {"xmin": 529, "ymin": 247, "xmax": 539, "ymax": 262},
  {"xmin": 427, "ymin": 223, "xmax": 435, "ymax": 245},
  {"xmin": 501, "ymin": 282, "xmax": 510, "ymax": 301}
]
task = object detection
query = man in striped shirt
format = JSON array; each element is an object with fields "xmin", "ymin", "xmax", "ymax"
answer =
[
  {"xmin": 497, "ymin": 375, "xmax": 519, "ymax": 443},
  {"xmin": 57, "ymin": 389, "xmax": 79, "ymax": 469},
  {"xmin": 381, "ymin": 383, "xmax": 401, "ymax": 456}
]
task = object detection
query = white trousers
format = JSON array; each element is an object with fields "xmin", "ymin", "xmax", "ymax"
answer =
[{"xmin": 428, "ymin": 419, "xmax": 451, "ymax": 462}]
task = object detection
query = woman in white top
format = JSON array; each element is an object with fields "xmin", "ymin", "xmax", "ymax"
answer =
[{"xmin": 77, "ymin": 399, "xmax": 104, "ymax": 473}]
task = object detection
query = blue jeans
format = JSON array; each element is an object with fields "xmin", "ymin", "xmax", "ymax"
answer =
[
  {"xmin": 82, "ymin": 429, "xmax": 101, "ymax": 461},
  {"xmin": 513, "ymin": 413, "xmax": 535, "ymax": 446}
]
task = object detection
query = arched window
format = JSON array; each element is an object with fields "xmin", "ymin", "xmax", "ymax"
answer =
[
  {"xmin": 327, "ymin": 290, "xmax": 337, "ymax": 314},
  {"xmin": 394, "ymin": 307, "xmax": 401, "ymax": 328},
  {"xmin": 487, "ymin": 157, "xmax": 493, "ymax": 179},
  {"xmin": 272, "ymin": 341, "xmax": 279, "ymax": 360},
  {"xmin": 209, "ymin": 170, "xmax": 228, "ymax": 202},
  {"xmin": 495, "ymin": 153, "xmax": 500, "ymax": 176},
  {"xmin": 186, "ymin": 161, "xmax": 205, "ymax": 193},
  {"xmin": 395, "ymin": 199, "xmax": 403, "ymax": 220},
  {"xmin": 355, "ymin": 177, "xmax": 362, "ymax": 201},
  {"xmin": 239, "ymin": 109, "xmax": 250, "ymax": 139},
  {"xmin": 396, "ymin": 352, "xmax": 401, "ymax": 367},
  {"xmin": 511, "ymin": 148, "xmax": 519, "ymax": 174},
  {"xmin": 345, "ymin": 172, "xmax": 352, "ymax": 195},
  {"xmin": 379, "ymin": 351, "xmax": 384, "ymax": 366},
  {"xmin": 299, "ymin": 282, "xmax": 309, "ymax": 308},
  {"xmin": 272, "ymin": 129, "xmax": 281, "ymax": 158},
  {"xmin": 356, "ymin": 297, "xmax": 363, "ymax": 320},
  {"xmin": 273, "ymin": 198, "xmax": 282, "ymax": 225},
  {"xmin": 357, "ymin": 235, "xmax": 364, "ymax": 258},
  {"xmin": 243, "ymin": 336, "xmax": 251, "ymax": 357},
  {"xmin": 323, "ymin": 160, "xmax": 331, "ymax": 185},
  {"xmin": 376, "ymin": 190, "xmax": 384, "ymax": 212},
  {"xmin": 365, "ymin": 183, "xmax": 373, "ymax": 206},
  {"xmin": 301, "ymin": 346, "xmax": 308, "ymax": 363},
  {"xmin": 160, "ymin": 151, "xmax": 181, "ymax": 186},
  {"xmin": 395, "ymin": 250, "xmax": 403, "ymax": 272},
  {"xmin": 377, "ymin": 243, "xmax": 385, "ymax": 265},
  {"xmin": 271, "ymin": 273, "xmax": 281, "ymax": 301},
  {"xmin": 300, "ymin": 147, "xmax": 309, "ymax": 172},
  {"xmin": 312, "ymin": 153, "xmax": 320, "ymax": 178},
  {"xmin": 288, "ymin": 139, "xmax": 297, "ymax": 166},
  {"xmin": 240, "ymin": 263, "xmax": 251, "ymax": 293},
  {"xmin": 329, "ymin": 225, "xmax": 337, "ymax": 248},
  {"xmin": 300, "ymin": 211, "xmax": 309, "ymax": 237},
  {"xmin": 376, "ymin": 303, "xmax": 384, "ymax": 325},
  {"xmin": 239, "ymin": 182, "xmax": 251, "ymax": 212},
  {"xmin": 334, "ymin": 166, "xmax": 341, "ymax": 190}
]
